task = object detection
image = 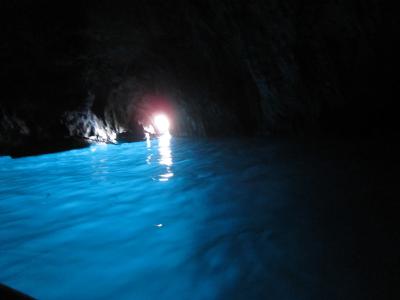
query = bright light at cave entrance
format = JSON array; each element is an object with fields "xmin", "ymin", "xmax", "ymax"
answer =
[{"xmin": 154, "ymin": 114, "xmax": 170, "ymax": 135}]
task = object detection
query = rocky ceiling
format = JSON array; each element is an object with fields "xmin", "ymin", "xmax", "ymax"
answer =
[{"xmin": 1, "ymin": 0, "xmax": 398, "ymax": 156}]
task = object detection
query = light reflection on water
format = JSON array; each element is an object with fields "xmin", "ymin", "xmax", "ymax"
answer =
[
  {"xmin": 145, "ymin": 133, "xmax": 174, "ymax": 182},
  {"xmin": 157, "ymin": 133, "xmax": 173, "ymax": 182},
  {"xmin": 0, "ymin": 138, "xmax": 331, "ymax": 299}
]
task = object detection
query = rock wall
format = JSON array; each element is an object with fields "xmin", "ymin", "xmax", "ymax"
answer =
[{"xmin": 1, "ymin": 0, "xmax": 398, "ymax": 155}]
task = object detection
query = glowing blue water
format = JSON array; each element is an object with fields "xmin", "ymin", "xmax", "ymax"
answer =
[{"xmin": 0, "ymin": 137, "xmax": 356, "ymax": 299}]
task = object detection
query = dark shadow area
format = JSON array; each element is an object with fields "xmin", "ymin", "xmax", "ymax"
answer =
[
  {"xmin": 1, "ymin": 138, "xmax": 89, "ymax": 158},
  {"xmin": 0, "ymin": 283, "xmax": 34, "ymax": 299}
]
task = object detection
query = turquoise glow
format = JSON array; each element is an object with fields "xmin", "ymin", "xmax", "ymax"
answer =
[{"xmin": 0, "ymin": 137, "xmax": 322, "ymax": 299}]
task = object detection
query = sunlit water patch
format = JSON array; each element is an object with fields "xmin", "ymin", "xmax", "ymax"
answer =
[{"xmin": 0, "ymin": 137, "xmax": 364, "ymax": 299}]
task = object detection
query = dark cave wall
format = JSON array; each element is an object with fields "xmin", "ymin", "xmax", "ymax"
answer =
[
  {"xmin": 1, "ymin": 0, "xmax": 397, "ymax": 154},
  {"xmin": 0, "ymin": 1, "xmax": 88, "ymax": 151}
]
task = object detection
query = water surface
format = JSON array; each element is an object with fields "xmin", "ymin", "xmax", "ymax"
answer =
[{"xmin": 0, "ymin": 136, "xmax": 390, "ymax": 299}]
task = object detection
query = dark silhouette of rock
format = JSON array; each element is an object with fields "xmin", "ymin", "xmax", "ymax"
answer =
[
  {"xmin": 116, "ymin": 122, "xmax": 146, "ymax": 142},
  {"xmin": 0, "ymin": 283, "xmax": 34, "ymax": 299}
]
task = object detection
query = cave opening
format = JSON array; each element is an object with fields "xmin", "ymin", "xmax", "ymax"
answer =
[
  {"xmin": 153, "ymin": 114, "xmax": 170, "ymax": 136},
  {"xmin": 115, "ymin": 91, "xmax": 175, "ymax": 143}
]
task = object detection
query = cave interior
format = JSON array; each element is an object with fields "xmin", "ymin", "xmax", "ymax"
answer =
[{"xmin": 0, "ymin": 1, "xmax": 399, "ymax": 299}]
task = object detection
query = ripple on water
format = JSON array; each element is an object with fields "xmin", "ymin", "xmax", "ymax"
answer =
[{"xmin": 1, "ymin": 137, "xmax": 351, "ymax": 299}]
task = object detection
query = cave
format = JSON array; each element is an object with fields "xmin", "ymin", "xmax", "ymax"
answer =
[{"xmin": 0, "ymin": 1, "xmax": 399, "ymax": 299}]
